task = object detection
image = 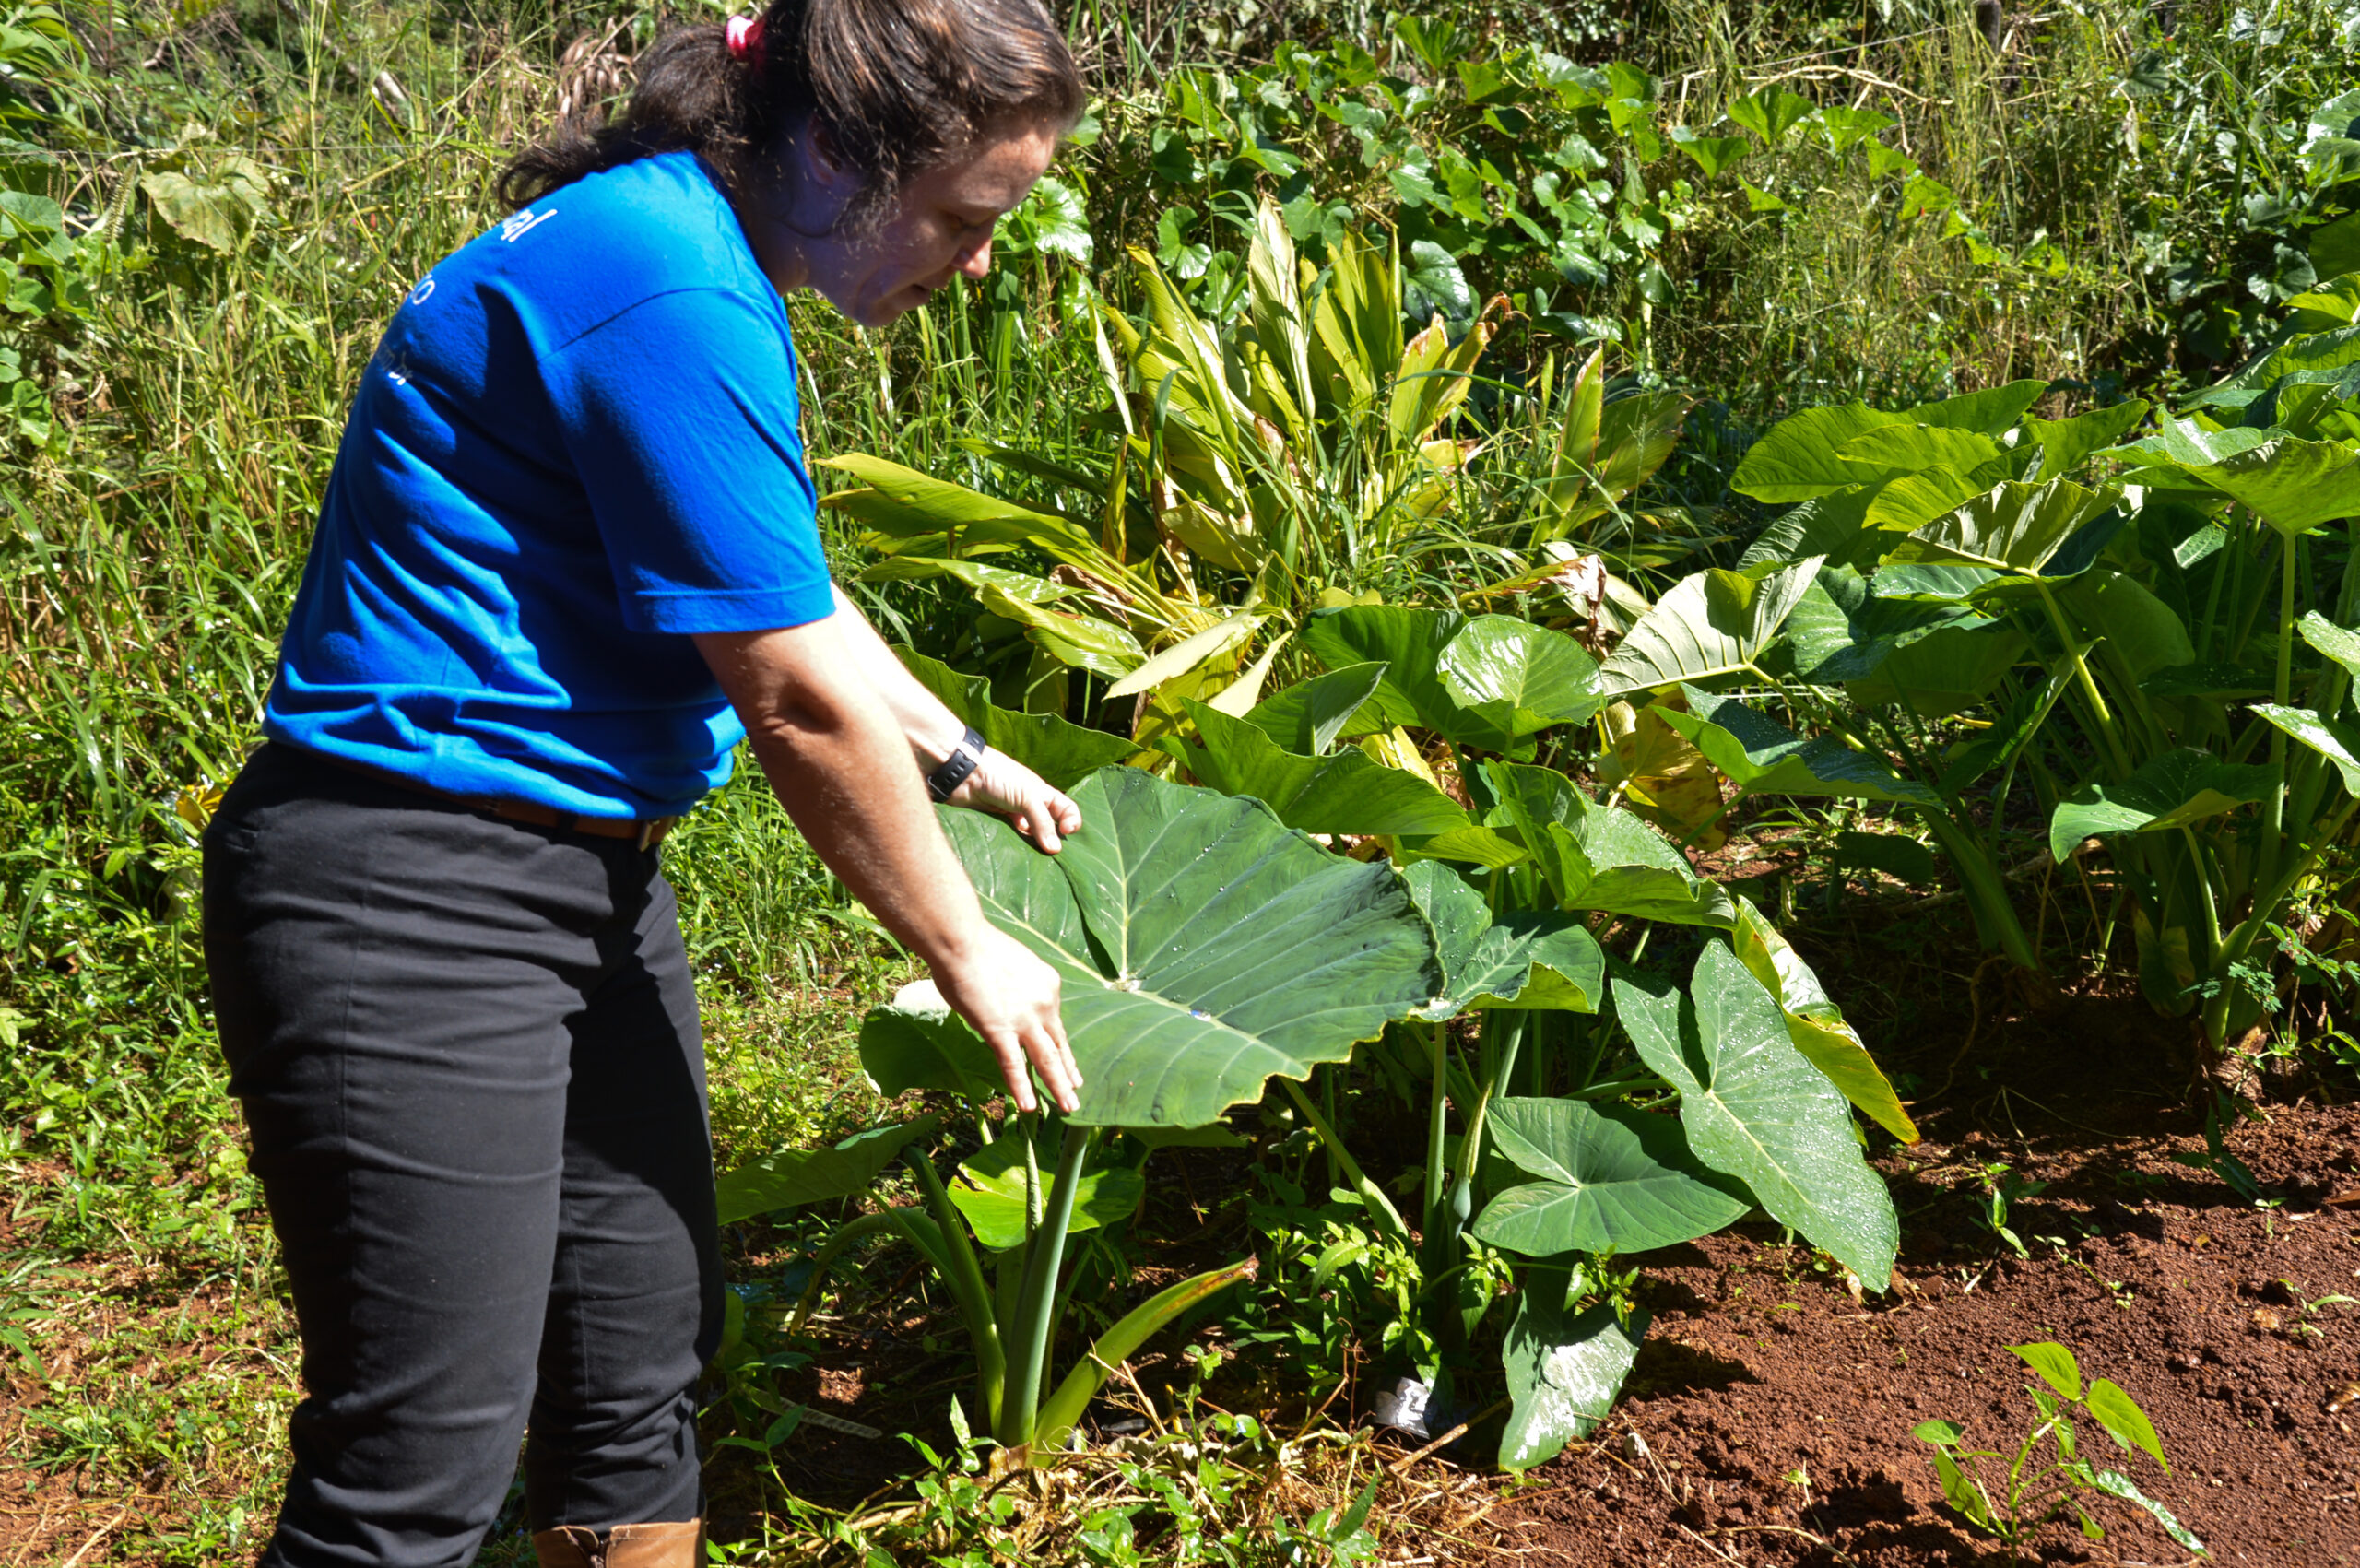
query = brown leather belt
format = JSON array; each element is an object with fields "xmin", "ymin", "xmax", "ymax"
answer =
[{"xmin": 311, "ymin": 750, "xmax": 678, "ymax": 851}]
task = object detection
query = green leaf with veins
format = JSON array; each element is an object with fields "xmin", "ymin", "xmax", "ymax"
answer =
[
  {"xmin": 860, "ymin": 980, "xmax": 1007, "ymax": 1101},
  {"xmin": 1616, "ymin": 944, "xmax": 1898, "ymax": 1287},
  {"xmin": 1245, "ymin": 662, "xmax": 1387, "ymax": 753},
  {"xmin": 948, "ymin": 1137, "xmax": 1144, "ymax": 1251},
  {"xmin": 1907, "ymin": 379, "xmax": 2050, "ymax": 435},
  {"xmin": 1473, "ymin": 1098, "xmax": 1750, "ymax": 1256},
  {"xmin": 1781, "ymin": 567, "xmax": 1988, "ymax": 681},
  {"xmin": 2299, "ymin": 611, "xmax": 2360, "ymax": 683},
  {"xmin": 1499, "ymin": 1298, "xmax": 1648, "ymax": 1471},
  {"xmin": 941, "ymin": 767, "xmax": 1443, "ymax": 1127},
  {"xmin": 2024, "ymin": 400, "xmax": 2150, "ymax": 481},
  {"xmin": 1729, "ymin": 896, "xmax": 1919, "ymax": 1143},
  {"xmin": 1177, "ymin": 700, "xmax": 1472, "ymax": 837},
  {"xmin": 1832, "ymin": 423, "xmax": 2005, "ymax": 484},
  {"xmin": 1655, "ymin": 687, "xmax": 1940, "ymax": 808},
  {"xmin": 1729, "ymin": 404, "xmax": 1909, "ymax": 501},
  {"xmin": 895, "ymin": 646, "xmax": 1138, "ymax": 788},
  {"xmin": 1862, "ymin": 467, "xmax": 1994, "ymax": 536},
  {"xmin": 1883, "ymin": 478, "xmax": 2118, "ymax": 573},
  {"xmin": 2250, "ymin": 703, "xmax": 2360, "ymax": 792},
  {"xmin": 2177, "ymin": 434, "xmax": 2360, "ymax": 536},
  {"xmin": 1597, "ymin": 558, "xmax": 1823, "ymax": 695},
  {"xmin": 2047, "ymin": 749, "xmax": 2272, "ymax": 860},
  {"xmin": 1482, "ymin": 760, "xmax": 1736, "ymax": 926},
  {"xmin": 1398, "ymin": 860, "xmax": 1603, "ymax": 1018}
]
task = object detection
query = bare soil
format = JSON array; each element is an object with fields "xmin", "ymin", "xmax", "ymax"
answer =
[{"xmin": 1478, "ymin": 980, "xmax": 2360, "ymax": 1568}]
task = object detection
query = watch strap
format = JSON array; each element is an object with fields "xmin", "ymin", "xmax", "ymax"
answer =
[{"xmin": 926, "ymin": 725, "xmax": 988, "ymax": 803}]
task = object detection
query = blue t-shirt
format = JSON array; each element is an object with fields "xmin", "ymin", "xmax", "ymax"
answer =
[{"xmin": 264, "ymin": 150, "xmax": 834, "ymax": 819}]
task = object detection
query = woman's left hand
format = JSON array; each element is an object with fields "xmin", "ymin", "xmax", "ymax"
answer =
[{"xmin": 948, "ymin": 749, "xmax": 1081, "ymax": 853}]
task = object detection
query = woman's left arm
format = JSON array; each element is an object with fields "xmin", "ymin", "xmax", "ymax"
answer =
[{"xmin": 826, "ymin": 585, "xmax": 1083, "ymax": 853}]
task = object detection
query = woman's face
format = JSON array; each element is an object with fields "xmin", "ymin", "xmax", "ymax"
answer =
[{"xmin": 765, "ymin": 118, "xmax": 1060, "ymax": 327}]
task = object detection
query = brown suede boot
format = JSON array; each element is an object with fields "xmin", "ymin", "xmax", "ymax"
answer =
[{"xmin": 531, "ymin": 1521, "xmax": 702, "ymax": 1568}]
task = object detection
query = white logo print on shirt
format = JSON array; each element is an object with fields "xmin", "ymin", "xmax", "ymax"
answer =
[{"xmin": 500, "ymin": 207, "xmax": 557, "ymax": 242}]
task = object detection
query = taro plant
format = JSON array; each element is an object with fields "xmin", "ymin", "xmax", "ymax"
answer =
[
  {"xmin": 1914, "ymin": 1342, "xmax": 2205, "ymax": 1561},
  {"xmin": 718, "ymin": 763, "xmax": 1444, "ymax": 1457},
  {"xmin": 1687, "ymin": 283, "xmax": 2360, "ymax": 1055},
  {"xmin": 1157, "ymin": 601, "xmax": 1907, "ymax": 1468}
]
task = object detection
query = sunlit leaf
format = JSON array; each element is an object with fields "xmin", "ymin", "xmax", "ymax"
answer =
[
  {"xmin": 1617, "ymin": 946, "xmax": 1898, "ymax": 1286},
  {"xmin": 943, "ymin": 768, "xmax": 1442, "ymax": 1127},
  {"xmin": 1499, "ymin": 1298, "xmax": 1646, "ymax": 1471}
]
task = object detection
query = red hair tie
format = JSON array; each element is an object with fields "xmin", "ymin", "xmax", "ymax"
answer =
[{"xmin": 725, "ymin": 14, "xmax": 764, "ymax": 64}]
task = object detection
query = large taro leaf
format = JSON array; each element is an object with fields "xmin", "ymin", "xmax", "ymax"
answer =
[
  {"xmin": 1596, "ymin": 558, "xmax": 1823, "ymax": 696},
  {"xmin": 1781, "ymin": 566, "xmax": 1988, "ymax": 682},
  {"xmin": 1861, "ymin": 466, "xmax": 1995, "ymax": 536},
  {"xmin": 947, "ymin": 1136, "xmax": 1144, "ymax": 1251},
  {"xmin": 1736, "ymin": 486, "xmax": 1882, "ymax": 571},
  {"xmin": 1245, "ymin": 663, "xmax": 1388, "ymax": 754},
  {"xmin": 1882, "ymin": 478, "xmax": 2118, "ymax": 573},
  {"xmin": 1844, "ymin": 621, "xmax": 2026, "ymax": 717},
  {"xmin": 2057, "ymin": 570, "xmax": 2194, "ymax": 679},
  {"xmin": 1729, "ymin": 898, "xmax": 1918, "ymax": 1144},
  {"xmin": 1482, "ymin": 760, "xmax": 1735, "ymax": 926},
  {"xmin": 1908, "ymin": 378, "xmax": 2050, "ymax": 436},
  {"xmin": 1434, "ymin": 617, "xmax": 1606, "ymax": 739},
  {"xmin": 2047, "ymin": 748, "xmax": 2274, "ymax": 861},
  {"xmin": 1300, "ymin": 606, "xmax": 1460, "ymax": 734},
  {"xmin": 942, "ymin": 767, "xmax": 1443, "ymax": 1127},
  {"xmin": 2024, "ymin": 400, "xmax": 2151, "ymax": 482},
  {"xmin": 1178, "ymin": 700, "xmax": 1471, "ymax": 837},
  {"xmin": 1617, "ymin": 944, "xmax": 1898, "ymax": 1287},
  {"xmin": 2173, "ymin": 434, "xmax": 2360, "ymax": 536},
  {"xmin": 1301, "ymin": 607, "xmax": 1599, "ymax": 749},
  {"xmin": 2252, "ymin": 703, "xmax": 2360, "ymax": 792},
  {"xmin": 896, "ymin": 647, "xmax": 1138, "ymax": 788},
  {"xmin": 1472, "ymin": 1098, "xmax": 1751, "ymax": 1256},
  {"xmin": 1399, "ymin": 860, "xmax": 1603, "ymax": 1019},
  {"xmin": 1593, "ymin": 700, "xmax": 1729, "ymax": 847},
  {"xmin": 716, "ymin": 1115, "xmax": 942, "ymax": 1224},
  {"xmin": 1729, "ymin": 404, "xmax": 1910, "ymax": 501},
  {"xmin": 1655, "ymin": 687, "xmax": 1940, "ymax": 809},
  {"xmin": 1832, "ymin": 423, "xmax": 2006, "ymax": 485},
  {"xmin": 1499, "ymin": 1298, "xmax": 1648, "ymax": 1471}
]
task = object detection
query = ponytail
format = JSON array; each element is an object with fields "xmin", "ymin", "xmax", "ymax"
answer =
[{"xmin": 498, "ymin": 0, "xmax": 1084, "ymax": 221}]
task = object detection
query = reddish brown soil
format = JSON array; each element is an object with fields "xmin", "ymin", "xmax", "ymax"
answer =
[{"xmin": 1480, "ymin": 984, "xmax": 2360, "ymax": 1568}]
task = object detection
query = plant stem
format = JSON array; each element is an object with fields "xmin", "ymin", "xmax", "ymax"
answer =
[
  {"xmin": 2033, "ymin": 579, "xmax": 2131, "ymax": 782},
  {"xmin": 1281, "ymin": 1077, "xmax": 1408, "ymax": 1240},
  {"xmin": 997, "ymin": 1123, "xmax": 1093, "ymax": 1450},
  {"xmin": 903, "ymin": 1148, "xmax": 1007, "ymax": 1429},
  {"xmin": 1422, "ymin": 1020, "xmax": 1448, "ymax": 1235}
]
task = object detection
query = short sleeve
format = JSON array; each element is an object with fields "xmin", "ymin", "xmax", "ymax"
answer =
[{"xmin": 549, "ymin": 289, "xmax": 833, "ymax": 635}]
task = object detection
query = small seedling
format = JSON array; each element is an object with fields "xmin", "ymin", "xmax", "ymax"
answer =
[
  {"xmin": 2169, "ymin": 1090, "xmax": 2269, "ymax": 1205},
  {"xmin": 1969, "ymin": 1161, "xmax": 2047, "ymax": 1258},
  {"xmin": 1913, "ymin": 1341, "xmax": 2205, "ymax": 1561}
]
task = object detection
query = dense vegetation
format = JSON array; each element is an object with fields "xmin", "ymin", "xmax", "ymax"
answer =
[{"xmin": 3, "ymin": 0, "xmax": 2356, "ymax": 1561}]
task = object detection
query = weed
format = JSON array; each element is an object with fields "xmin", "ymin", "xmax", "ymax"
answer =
[{"xmin": 1914, "ymin": 1341, "xmax": 2206, "ymax": 1561}]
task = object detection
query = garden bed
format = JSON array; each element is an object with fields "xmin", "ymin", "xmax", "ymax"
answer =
[{"xmin": 1479, "ymin": 988, "xmax": 2360, "ymax": 1566}]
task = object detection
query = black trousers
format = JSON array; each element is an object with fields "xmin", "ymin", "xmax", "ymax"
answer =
[{"xmin": 203, "ymin": 744, "xmax": 724, "ymax": 1568}]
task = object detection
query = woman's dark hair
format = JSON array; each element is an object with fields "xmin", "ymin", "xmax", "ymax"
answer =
[{"xmin": 498, "ymin": 0, "xmax": 1083, "ymax": 220}]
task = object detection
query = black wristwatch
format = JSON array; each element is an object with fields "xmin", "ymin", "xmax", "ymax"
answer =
[{"xmin": 926, "ymin": 725, "xmax": 989, "ymax": 803}]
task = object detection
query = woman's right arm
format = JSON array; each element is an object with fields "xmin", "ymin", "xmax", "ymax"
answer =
[{"xmin": 691, "ymin": 618, "xmax": 1081, "ymax": 1114}]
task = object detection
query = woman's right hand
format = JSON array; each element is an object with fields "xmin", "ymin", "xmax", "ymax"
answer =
[{"xmin": 931, "ymin": 925, "xmax": 1081, "ymax": 1114}]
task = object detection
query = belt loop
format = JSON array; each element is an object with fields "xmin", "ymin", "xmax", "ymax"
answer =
[{"xmin": 637, "ymin": 819, "xmax": 656, "ymax": 853}]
